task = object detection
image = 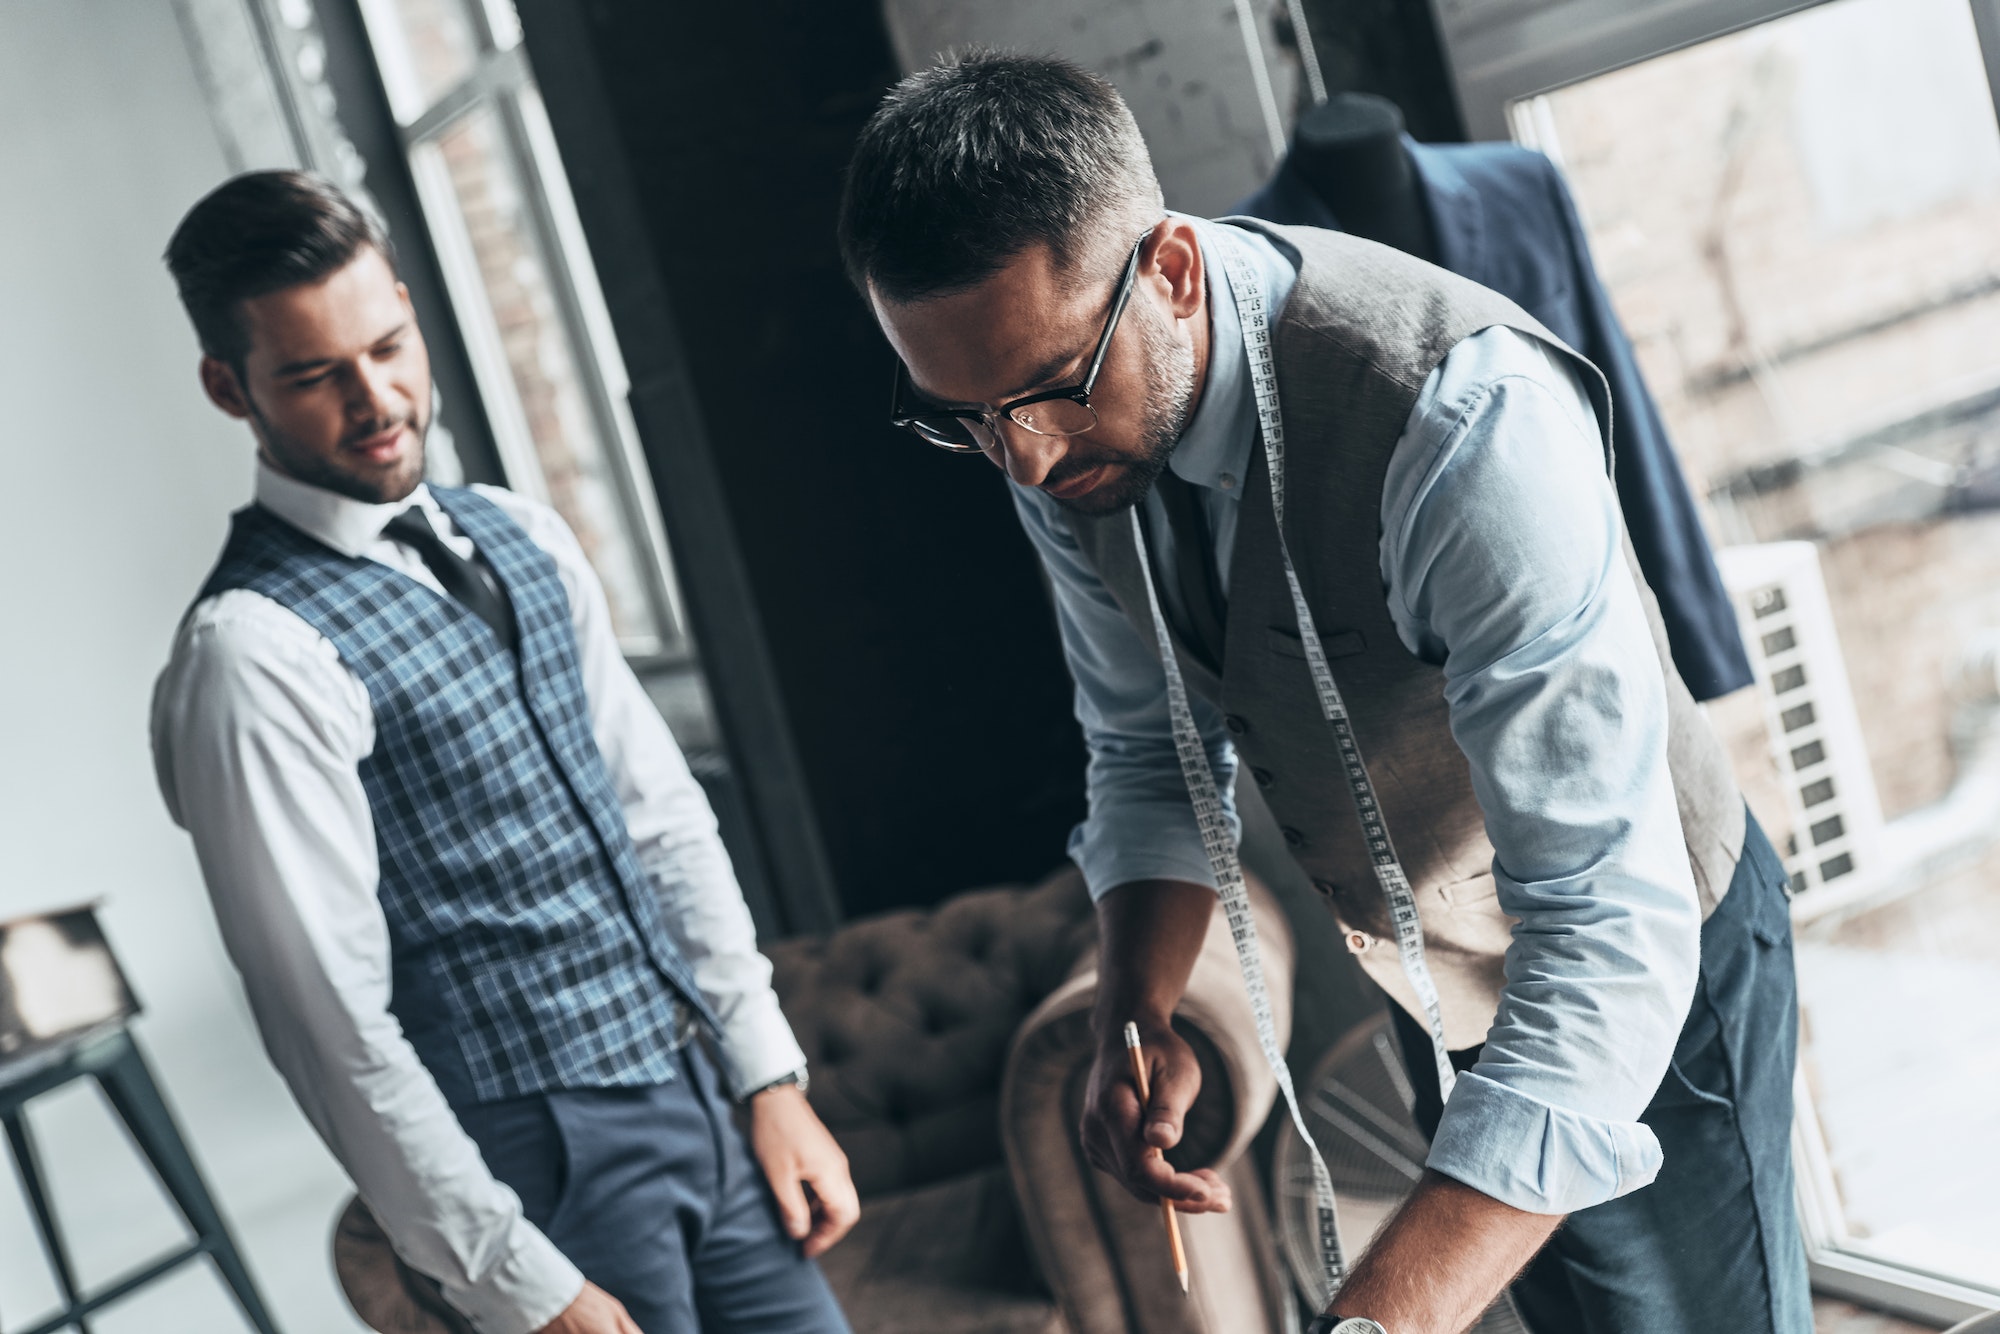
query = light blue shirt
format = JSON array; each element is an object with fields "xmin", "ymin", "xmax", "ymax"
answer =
[{"xmin": 1010, "ymin": 216, "xmax": 1702, "ymax": 1215}]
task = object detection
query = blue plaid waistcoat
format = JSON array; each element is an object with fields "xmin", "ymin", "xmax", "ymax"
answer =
[{"xmin": 199, "ymin": 486, "xmax": 718, "ymax": 1105}]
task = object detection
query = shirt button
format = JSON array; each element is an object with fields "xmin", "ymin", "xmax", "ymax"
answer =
[
  {"xmin": 1281, "ymin": 826, "xmax": 1306, "ymax": 848},
  {"xmin": 1224, "ymin": 714, "xmax": 1248, "ymax": 735},
  {"xmin": 1345, "ymin": 930, "xmax": 1373, "ymax": 954},
  {"xmin": 1218, "ymin": 471, "xmax": 1237, "ymax": 491},
  {"xmin": 1251, "ymin": 766, "xmax": 1274, "ymax": 789}
]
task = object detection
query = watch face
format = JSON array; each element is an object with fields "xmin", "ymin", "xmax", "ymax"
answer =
[{"xmin": 1332, "ymin": 1321, "xmax": 1388, "ymax": 1334}]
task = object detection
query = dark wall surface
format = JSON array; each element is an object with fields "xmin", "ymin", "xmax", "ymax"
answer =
[
  {"xmin": 517, "ymin": 0, "xmax": 1089, "ymax": 921},
  {"xmin": 1293, "ymin": 0, "xmax": 1467, "ymax": 142}
]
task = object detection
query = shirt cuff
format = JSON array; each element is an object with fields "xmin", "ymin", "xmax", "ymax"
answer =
[
  {"xmin": 712, "ymin": 992, "xmax": 809, "ymax": 1101},
  {"xmin": 1426, "ymin": 1069, "xmax": 1664, "ymax": 1215},
  {"xmin": 445, "ymin": 1216, "xmax": 584, "ymax": 1334},
  {"xmin": 1068, "ymin": 810, "xmax": 1235, "ymax": 901}
]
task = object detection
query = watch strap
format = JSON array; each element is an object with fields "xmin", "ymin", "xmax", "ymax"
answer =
[{"xmin": 747, "ymin": 1067, "xmax": 809, "ymax": 1100}]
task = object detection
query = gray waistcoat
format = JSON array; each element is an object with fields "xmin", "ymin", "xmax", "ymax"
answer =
[{"xmin": 1069, "ymin": 222, "xmax": 1745, "ymax": 1046}]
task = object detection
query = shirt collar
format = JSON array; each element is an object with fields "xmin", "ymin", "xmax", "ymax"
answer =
[
  {"xmin": 254, "ymin": 460, "xmax": 435, "ymax": 558},
  {"xmin": 1169, "ymin": 213, "xmax": 1300, "ymax": 499}
]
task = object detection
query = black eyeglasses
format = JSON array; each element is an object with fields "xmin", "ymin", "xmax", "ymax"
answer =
[{"xmin": 889, "ymin": 226, "xmax": 1156, "ymax": 454}]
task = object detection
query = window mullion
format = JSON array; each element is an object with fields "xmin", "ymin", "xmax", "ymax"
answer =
[
  {"xmin": 400, "ymin": 42, "xmax": 526, "ymax": 147},
  {"xmin": 491, "ymin": 84, "xmax": 690, "ymax": 656}
]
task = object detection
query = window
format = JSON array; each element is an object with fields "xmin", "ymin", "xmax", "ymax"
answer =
[
  {"xmin": 1491, "ymin": 0, "xmax": 2000, "ymax": 1319},
  {"xmin": 354, "ymin": 0, "xmax": 689, "ymax": 659}
]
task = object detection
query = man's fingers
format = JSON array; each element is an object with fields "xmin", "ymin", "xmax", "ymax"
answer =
[
  {"xmin": 801, "ymin": 1174, "xmax": 861, "ymax": 1258},
  {"xmin": 1141, "ymin": 1047, "xmax": 1200, "ymax": 1151},
  {"xmin": 1083, "ymin": 1034, "xmax": 1222, "ymax": 1211},
  {"xmin": 1170, "ymin": 1167, "xmax": 1232, "ymax": 1215},
  {"xmin": 1115, "ymin": 1162, "xmax": 1231, "ymax": 1213},
  {"xmin": 767, "ymin": 1167, "xmax": 813, "ymax": 1241},
  {"xmin": 1130, "ymin": 1150, "xmax": 1212, "ymax": 1198},
  {"xmin": 1099, "ymin": 1076, "xmax": 1143, "ymax": 1136}
]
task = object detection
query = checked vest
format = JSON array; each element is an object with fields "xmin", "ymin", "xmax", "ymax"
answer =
[
  {"xmin": 199, "ymin": 486, "xmax": 717, "ymax": 1105},
  {"xmin": 1068, "ymin": 222, "xmax": 1746, "ymax": 1047}
]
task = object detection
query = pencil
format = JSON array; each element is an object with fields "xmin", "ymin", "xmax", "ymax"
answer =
[{"xmin": 1123, "ymin": 1021, "xmax": 1190, "ymax": 1295}]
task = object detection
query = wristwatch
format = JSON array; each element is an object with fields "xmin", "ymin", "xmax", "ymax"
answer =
[
  {"xmin": 1306, "ymin": 1318, "xmax": 1389, "ymax": 1334},
  {"xmin": 748, "ymin": 1067, "xmax": 810, "ymax": 1100}
]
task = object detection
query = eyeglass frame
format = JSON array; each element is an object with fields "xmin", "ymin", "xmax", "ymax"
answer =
[{"xmin": 888, "ymin": 223, "xmax": 1158, "ymax": 454}]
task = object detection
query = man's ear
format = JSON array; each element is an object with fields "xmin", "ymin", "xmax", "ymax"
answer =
[
  {"xmin": 1147, "ymin": 217, "xmax": 1205, "ymax": 323},
  {"xmin": 200, "ymin": 356, "xmax": 251, "ymax": 420}
]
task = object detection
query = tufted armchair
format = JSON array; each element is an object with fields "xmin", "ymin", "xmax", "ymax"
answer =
[{"xmin": 769, "ymin": 862, "xmax": 1295, "ymax": 1334}]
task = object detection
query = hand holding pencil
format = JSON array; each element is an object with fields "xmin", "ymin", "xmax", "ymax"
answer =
[{"xmin": 1079, "ymin": 1015, "xmax": 1234, "ymax": 1221}]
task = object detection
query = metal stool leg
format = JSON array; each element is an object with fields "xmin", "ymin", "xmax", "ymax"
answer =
[
  {"xmin": 90, "ymin": 1032, "xmax": 282, "ymax": 1334},
  {"xmin": 4, "ymin": 1108, "xmax": 95, "ymax": 1334}
]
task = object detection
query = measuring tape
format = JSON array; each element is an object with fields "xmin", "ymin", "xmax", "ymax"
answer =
[{"xmin": 1128, "ymin": 227, "xmax": 1460, "ymax": 1300}]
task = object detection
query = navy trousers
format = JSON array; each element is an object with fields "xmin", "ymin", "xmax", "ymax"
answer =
[
  {"xmin": 454, "ymin": 1040, "xmax": 852, "ymax": 1334},
  {"xmin": 1392, "ymin": 814, "xmax": 1812, "ymax": 1333}
]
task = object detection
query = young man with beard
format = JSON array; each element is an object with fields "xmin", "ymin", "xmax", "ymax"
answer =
[
  {"xmin": 839, "ymin": 54, "xmax": 1808, "ymax": 1334},
  {"xmin": 152, "ymin": 172, "xmax": 856, "ymax": 1334}
]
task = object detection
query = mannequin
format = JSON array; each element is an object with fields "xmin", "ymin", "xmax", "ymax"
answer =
[{"xmin": 1287, "ymin": 92, "xmax": 1437, "ymax": 262}]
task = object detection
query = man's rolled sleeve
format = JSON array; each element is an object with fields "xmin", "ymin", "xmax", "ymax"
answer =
[{"xmin": 1428, "ymin": 1072, "xmax": 1665, "ymax": 1214}]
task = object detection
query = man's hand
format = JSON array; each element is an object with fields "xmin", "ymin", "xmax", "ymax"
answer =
[
  {"xmin": 748, "ymin": 1083, "xmax": 860, "ymax": 1258},
  {"xmin": 1082, "ymin": 877, "xmax": 1231, "ymax": 1214},
  {"xmin": 1081, "ymin": 1017, "xmax": 1232, "ymax": 1214},
  {"xmin": 536, "ymin": 1281, "xmax": 641, "ymax": 1334},
  {"xmin": 1322, "ymin": 1171, "xmax": 1564, "ymax": 1334}
]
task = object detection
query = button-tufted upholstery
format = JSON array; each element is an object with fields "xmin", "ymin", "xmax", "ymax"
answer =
[
  {"xmin": 772, "ymin": 870, "xmax": 1097, "ymax": 1199},
  {"xmin": 774, "ymin": 862, "xmax": 1296, "ymax": 1334},
  {"xmin": 330, "ymin": 862, "xmax": 1295, "ymax": 1334}
]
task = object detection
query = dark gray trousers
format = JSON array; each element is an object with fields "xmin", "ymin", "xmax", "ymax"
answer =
[{"xmin": 454, "ymin": 1040, "xmax": 852, "ymax": 1334}]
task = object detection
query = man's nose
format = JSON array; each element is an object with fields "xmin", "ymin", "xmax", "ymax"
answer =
[
  {"xmin": 993, "ymin": 421, "xmax": 1069, "ymax": 488},
  {"xmin": 348, "ymin": 358, "xmax": 404, "ymax": 423}
]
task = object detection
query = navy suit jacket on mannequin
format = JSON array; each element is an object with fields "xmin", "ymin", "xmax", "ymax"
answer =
[{"xmin": 1236, "ymin": 137, "xmax": 1753, "ymax": 701}]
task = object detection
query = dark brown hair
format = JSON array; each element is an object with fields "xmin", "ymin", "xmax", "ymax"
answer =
[{"xmin": 164, "ymin": 171, "xmax": 394, "ymax": 368}]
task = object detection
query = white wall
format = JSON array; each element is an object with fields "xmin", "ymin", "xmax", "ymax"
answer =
[{"xmin": 0, "ymin": 2, "xmax": 363, "ymax": 1329}]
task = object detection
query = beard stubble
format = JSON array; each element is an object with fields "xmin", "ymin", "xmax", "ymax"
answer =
[{"xmin": 1045, "ymin": 300, "xmax": 1201, "ymax": 518}]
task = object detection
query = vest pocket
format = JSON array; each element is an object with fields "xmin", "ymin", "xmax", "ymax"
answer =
[{"xmin": 1267, "ymin": 625, "xmax": 1366, "ymax": 660}]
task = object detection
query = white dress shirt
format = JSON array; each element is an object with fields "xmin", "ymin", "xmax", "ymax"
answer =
[{"xmin": 152, "ymin": 463, "xmax": 807, "ymax": 1334}]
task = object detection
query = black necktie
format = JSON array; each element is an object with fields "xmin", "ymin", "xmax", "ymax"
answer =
[
  {"xmin": 1143, "ymin": 469, "xmax": 1228, "ymax": 674},
  {"xmin": 382, "ymin": 507, "xmax": 518, "ymax": 651}
]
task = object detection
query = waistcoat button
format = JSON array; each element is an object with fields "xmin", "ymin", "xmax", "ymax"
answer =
[
  {"xmin": 1311, "ymin": 877, "xmax": 1337, "ymax": 897},
  {"xmin": 1251, "ymin": 767, "xmax": 1274, "ymax": 788},
  {"xmin": 1224, "ymin": 714, "xmax": 1248, "ymax": 735},
  {"xmin": 1281, "ymin": 825, "xmax": 1305, "ymax": 848}
]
